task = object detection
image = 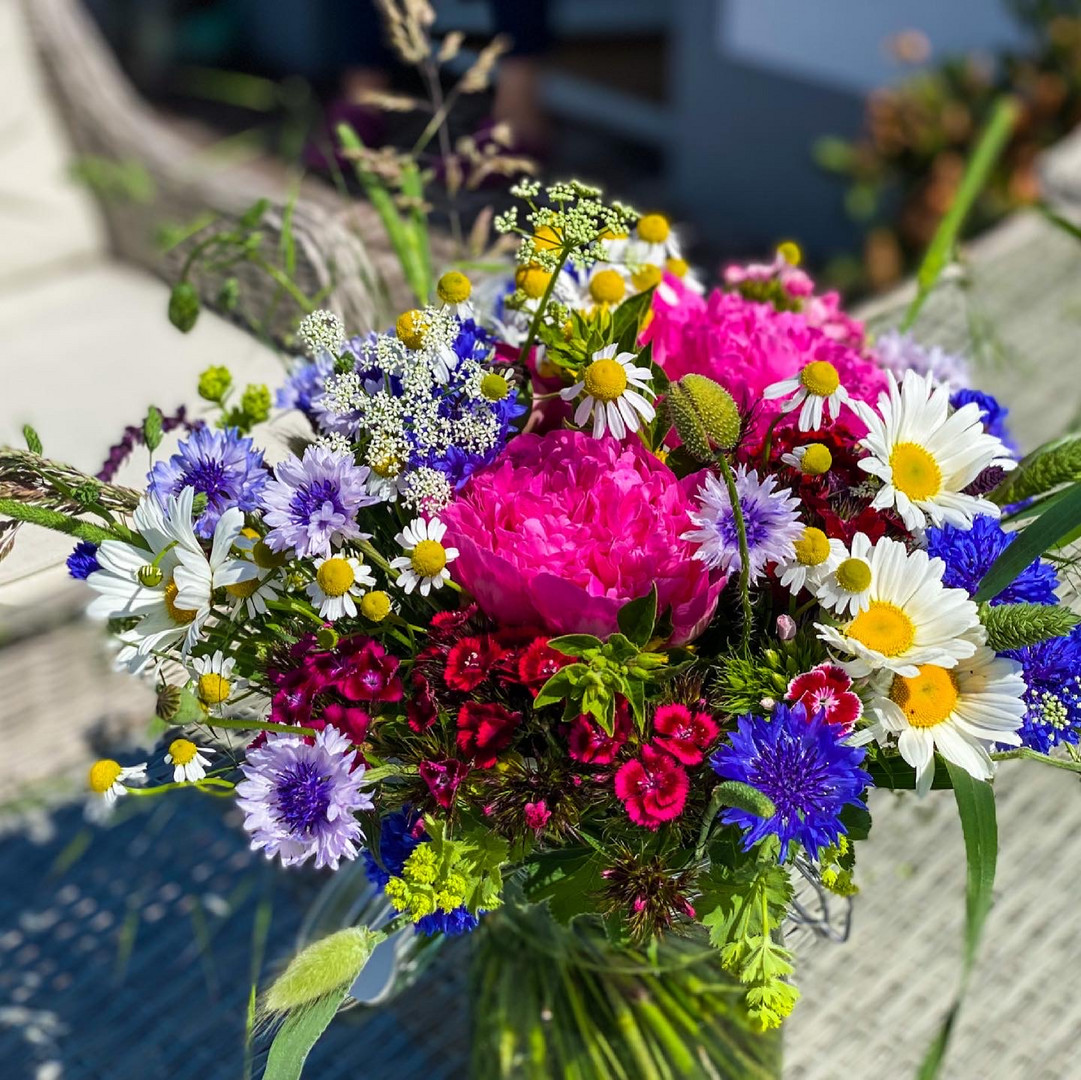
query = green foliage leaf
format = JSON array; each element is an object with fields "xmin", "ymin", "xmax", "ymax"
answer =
[
  {"xmin": 143, "ymin": 406, "xmax": 163, "ymax": 453},
  {"xmin": 612, "ymin": 288, "xmax": 654, "ymax": 353},
  {"xmin": 520, "ymin": 850, "xmax": 604, "ymax": 924},
  {"xmin": 22, "ymin": 425, "xmax": 42, "ymax": 454},
  {"xmin": 917, "ymin": 763, "xmax": 997, "ymax": 1080},
  {"xmin": 239, "ymin": 197, "xmax": 270, "ymax": 229},
  {"xmin": 263, "ymin": 985, "xmax": 348, "ymax": 1080},
  {"xmin": 533, "ymin": 664, "xmax": 588, "ymax": 711},
  {"xmin": 546, "ymin": 634, "xmax": 603, "ymax": 657},
  {"xmin": 867, "ymin": 756, "xmax": 953, "ymax": 791},
  {"xmin": 976, "ymin": 483, "xmax": 1081, "ymax": 602},
  {"xmin": 617, "ymin": 585, "xmax": 658, "ymax": 647}
]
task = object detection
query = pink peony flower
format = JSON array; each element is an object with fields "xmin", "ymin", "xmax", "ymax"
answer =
[
  {"xmin": 614, "ymin": 743, "xmax": 690, "ymax": 829},
  {"xmin": 441, "ymin": 430, "xmax": 725, "ymax": 644},
  {"xmin": 641, "ymin": 274, "xmax": 887, "ymax": 447},
  {"xmin": 786, "ymin": 663, "xmax": 863, "ymax": 731}
]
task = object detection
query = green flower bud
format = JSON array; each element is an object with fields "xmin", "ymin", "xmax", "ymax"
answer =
[
  {"xmin": 241, "ymin": 383, "xmax": 271, "ymax": 425},
  {"xmin": 217, "ymin": 277, "xmax": 239, "ymax": 312},
  {"xmin": 316, "ymin": 626, "xmax": 339, "ymax": 650},
  {"xmin": 73, "ymin": 481, "xmax": 101, "ymax": 507},
  {"xmin": 263, "ymin": 927, "xmax": 381, "ymax": 1016},
  {"xmin": 667, "ymin": 374, "xmax": 741, "ymax": 461},
  {"xmin": 138, "ymin": 565, "xmax": 163, "ymax": 588},
  {"xmin": 168, "ymin": 282, "xmax": 200, "ymax": 333},
  {"xmin": 198, "ymin": 365, "xmax": 232, "ymax": 403}
]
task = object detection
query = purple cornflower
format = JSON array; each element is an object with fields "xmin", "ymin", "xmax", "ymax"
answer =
[
  {"xmin": 260, "ymin": 445, "xmax": 378, "ymax": 558},
  {"xmin": 1003, "ymin": 628, "xmax": 1081, "ymax": 753},
  {"xmin": 148, "ymin": 426, "xmax": 268, "ymax": 537},
  {"xmin": 683, "ymin": 465, "xmax": 803, "ymax": 583},
  {"xmin": 710, "ymin": 702, "xmax": 872, "ymax": 862},
  {"xmin": 925, "ymin": 518, "xmax": 1059, "ymax": 606},
  {"xmin": 236, "ymin": 727, "xmax": 372, "ymax": 870},
  {"xmin": 66, "ymin": 541, "xmax": 100, "ymax": 580},
  {"xmin": 277, "ymin": 352, "xmax": 334, "ymax": 420}
]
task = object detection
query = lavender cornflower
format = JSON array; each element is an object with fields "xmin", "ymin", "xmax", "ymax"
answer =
[
  {"xmin": 710, "ymin": 702, "xmax": 872, "ymax": 862},
  {"xmin": 277, "ymin": 352, "xmax": 335, "ymax": 421},
  {"xmin": 260, "ymin": 445, "xmax": 378, "ymax": 558},
  {"xmin": 873, "ymin": 329, "xmax": 970, "ymax": 391},
  {"xmin": 236, "ymin": 727, "xmax": 372, "ymax": 870},
  {"xmin": 682, "ymin": 465, "xmax": 803, "ymax": 583},
  {"xmin": 148, "ymin": 426, "xmax": 268, "ymax": 537}
]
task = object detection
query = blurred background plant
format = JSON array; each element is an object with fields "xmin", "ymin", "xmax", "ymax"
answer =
[{"xmin": 816, "ymin": 0, "xmax": 1081, "ymax": 293}]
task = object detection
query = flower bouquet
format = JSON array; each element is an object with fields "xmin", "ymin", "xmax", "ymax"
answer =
[{"xmin": 5, "ymin": 175, "xmax": 1081, "ymax": 1080}]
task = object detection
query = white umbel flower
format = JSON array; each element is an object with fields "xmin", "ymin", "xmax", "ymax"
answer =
[
  {"xmin": 815, "ymin": 537, "xmax": 982, "ymax": 678},
  {"xmin": 866, "ymin": 646, "xmax": 1025, "ymax": 795},
  {"xmin": 815, "ymin": 532, "xmax": 876, "ymax": 616},
  {"xmin": 560, "ymin": 344, "xmax": 656, "ymax": 440},
  {"xmin": 306, "ymin": 554, "xmax": 377, "ymax": 620},
  {"xmin": 776, "ymin": 526, "xmax": 845, "ymax": 595},
  {"xmin": 854, "ymin": 370, "xmax": 1015, "ymax": 531},
  {"xmin": 763, "ymin": 359, "xmax": 852, "ymax": 431},
  {"xmin": 391, "ymin": 516, "xmax": 458, "ymax": 595}
]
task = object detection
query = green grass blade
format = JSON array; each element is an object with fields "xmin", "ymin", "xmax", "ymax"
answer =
[{"xmin": 263, "ymin": 986, "xmax": 348, "ymax": 1080}]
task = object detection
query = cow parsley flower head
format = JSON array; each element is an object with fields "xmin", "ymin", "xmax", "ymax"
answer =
[
  {"xmin": 148, "ymin": 426, "xmax": 268, "ymax": 538},
  {"xmin": 236, "ymin": 727, "xmax": 372, "ymax": 870},
  {"xmin": 682, "ymin": 465, "xmax": 803, "ymax": 583},
  {"xmin": 709, "ymin": 702, "xmax": 872, "ymax": 862},
  {"xmin": 260, "ymin": 445, "xmax": 378, "ymax": 559}
]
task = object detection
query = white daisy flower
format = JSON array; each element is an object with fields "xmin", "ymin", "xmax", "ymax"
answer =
[
  {"xmin": 560, "ymin": 344, "xmax": 656, "ymax": 440},
  {"xmin": 164, "ymin": 738, "xmax": 213, "ymax": 783},
  {"xmin": 390, "ymin": 517, "xmax": 459, "ymax": 596},
  {"xmin": 306, "ymin": 554, "xmax": 377, "ymax": 620},
  {"xmin": 190, "ymin": 650, "xmax": 249, "ymax": 716},
  {"xmin": 777, "ymin": 526, "xmax": 846, "ymax": 595},
  {"xmin": 866, "ymin": 645, "xmax": 1025, "ymax": 795},
  {"xmin": 88, "ymin": 758, "xmax": 147, "ymax": 805},
  {"xmin": 854, "ymin": 370, "xmax": 1016, "ymax": 531},
  {"xmin": 763, "ymin": 359, "xmax": 852, "ymax": 431},
  {"xmin": 815, "ymin": 532, "xmax": 876, "ymax": 616},
  {"xmin": 815, "ymin": 536, "xmax": 982, "ymax": 678}
]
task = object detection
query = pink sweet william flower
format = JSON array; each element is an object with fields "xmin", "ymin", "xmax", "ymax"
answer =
[
  {"xmin": 441, "ymin": 430, "xmax": 725, "ymax": 645},
  {"xmin": 566, "ymin": 698, "xmax": 633, "ymax": 765},
  {"xmin": 786, "ymin": 663, "xmax": 863, "ymax": 731},
  {"xmin": 456, "ymin": 702, "xmax": 521, "ymax": 768},
  {"xmin": 641, "ymin": 274, "xmax": 887, "ymax": 447},
  {"xmin": 419, "ymin": 757, "xmax": 469, "ymax": 808},
  {"xmin": 614, "ymin": 743, "xmax": 690, "ymax": 829},
  {"xmin": 524, "ymin": 800, "xmax": 552, "ymax": 831},
  {"xmin": 651, "ymin": 703, "xmax": 720, "ymax": 765}
]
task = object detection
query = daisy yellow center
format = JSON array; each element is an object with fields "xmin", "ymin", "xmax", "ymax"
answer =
[
  {"xmin": 799, "ymin": 360, "xmax": 840, "ymax": 397},
  {"xmin": 168, "ymin": 738, "xmax": 200, "ymax": 765},
  {"xmin": 241, "ymin": 527, "xmax": 260, "ymax": 541},
  {"xmin": 800, "ymin": 443, "xmax": 833, "ymax": 475},
  {"xmin": 889, "ymin": 442, "xmax": 942, "ymax": 501},
  {"xmin": 583, "ymin": 358, "xmax": 628, "ymax": 403},
  {"xmin": 164, "ymin": 580, "xmax": 197, "ymax": 625},
  {"xmin": 437, "ymin": 271, "xmax": 471, "ymax": 305},
  {"xmin": 847, "ymin": 601, "xmax": 915, "ymax": 658},
  {"xmin": 637, "ymin": 214, "xmax": 670, "ymax": 244},
  {"xmin": 632, "ymin": 264, "xmax": 663, "ymax": 292},
  {"xmin": 396, "ymin": 309, "xmax": 426, "ymax": 350},
  {"xmin": 411, "ymin": 539, "xmax": 447, "ymax": 577},
  {"xmin": 777, "ymin": 241, "xmax": 802, "ymax": 266},
  {"xmin": 225, "ymin": 577, "xmax": 261, "ymax": 599},
  {"xmin": 516, "ymin": 264, "xmax": 552, "ymax": 300},
  {"xmin": 253, "ymin": 540, "xmax": 286, "ymax": 570},
  {"xmin": 589, "ymin": 269, "xmax": 626, "ymax": 305},
  {"xmin": 533, "ymin": 225, "xmax": 562, "ymax": 251},
  {"xmin": 317, "ymin": 558, "xmax": 356, "ymax": 597},
  {"xmin": 665, "ymin": 257, "xmax": 689, "ymax": 278},
  {"xmin": 88, "ymin": 758, "xmax": 122, "ymax": 794},
  {"xmin": 360, "ymin": 590, "xmax": 392, "ymax": 622},
  {"xmin": 889, "ymin": 665, "xmax": 959, "ymax": 728},
  {"xmin": 835, "ymin": 557, "xmax": 872, "ymax": 593},
  {"xmin": 197, "ymin": 673, "xmax": 231, "ymax": 705},
  {"xmin": 480, "ymin": 373, "xmax": 510, "ymax": 401},
  {"xmin": 793, "ymin": 527, "xmax": 831, "ymax": 566}
]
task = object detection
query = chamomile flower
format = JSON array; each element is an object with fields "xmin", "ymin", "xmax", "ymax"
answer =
[
  {"xmin": 164, "ymin": 739, "xmax": 213, "ymax": 783},
  {"xmin": 815, "ymin": 537, "xmax": 982, "ymax": 678},
  {"xmin": 867, "ymin": 646, "xmax": 1025, "ymax": 795},
  {"xmin": 436, "ymin": 271, "xmax": 475, "ymax": 318},
  {"xmin": 607, "ymin": 213, "xmax": 683, "ymax": 268},
  {"xmin": 306, "ymin": 554, "xmax": 377, "ymax": 620},
  {"xmin": 763, "ymin": 359, "xmax": 851, "ymax": 431},
  {"xmin": 225, "ymin": 571, "xmax": 281, "ymax": 619},
  {"xmin": 88, "ymin": 758, "xmax": 147, "ymax": 805},
  {"xmin": 854, "ymin": 370, "xmax": 1016, "ymax": 531},
  {"xmin": 191, "ymin": 650, "xmax": 250, "ymax": 716},
  {"xmin": 781, "ymin": 443, "xmax": 833, "ymax": 477},
  {"xmin": 560, "ymin": 344, "xmax": 655, "ymax": 440},
  {"xmin": 579, "ymin": 264, "xmax": 633, "ymax": 313},
  {"xmin": 390, "ymin": 517, "xmax": 458, "ymax": 596},
  {"xmin": 815, "ymin": 532, "xmax": 876, "ymax": 616},
  {"xmin": 777, "ymin": 526, "xmax": 845, "ymax": 595}
]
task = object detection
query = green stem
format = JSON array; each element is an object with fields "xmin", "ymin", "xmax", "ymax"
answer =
[
  {"xmin": 247, "ymin": 255, "xmax": 316, "ymax": 314},
  {"xmin": 758, "ymin": 412, "xmax": 788, "ymax": 469},
  {"xmin": 201, "ymin": 716, "xmax": 318, "ymax": 737},
  {"xmin": 265, "ymin": 598, "xmax": 325, "ymax": 627},
  {"xmin": 992, "ymin": 747, "xmax": 1081, "ymax": 773},
  {"xmin": 715, "ymin": 453, "xmax": 753, "ymax": 653},
  {"xmin": 694, "ymin": 785, "xmax": 729, "ymax": 863},
  {"xmin": 128, "ymin": 777, "xmax": 235, "ymax": 797},
  {"xmin": 518, "ymin": 246, "xmax": 571, "ymax": 366}
]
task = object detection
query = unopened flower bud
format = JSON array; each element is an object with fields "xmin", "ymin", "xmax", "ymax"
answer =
[
  {"xmin": 137, "ymin": 565, "xmax": 163, "ymax": 588},
  {"xmin": 169, "ymin": 282, "xmax": 200, "ymax": 333},
  {"xmin": 776, "ymin": 614, "xmax": 797, "ymax": 641},
  {"xmin": 667, "ymin": 374, "xmax": 741, "ymax": 461}
]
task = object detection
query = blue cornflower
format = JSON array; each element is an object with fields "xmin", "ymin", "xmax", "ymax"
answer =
[
  {"xmin": 277, "ymin": 352, "xmax": 334, "ymax": 419},
  {"xmin": 925, "ymin": 517, "xmax": 1059, "ymax": 606},
  {"xmin": 950, "ymin": 388, "xmax": 1018, "ymax": 455},
  {"xmin": 683, "ymin": 465, "xmax": 804, "ymax": 584},
  {"xmin": 148, "ymin": 426, "xmax": 268, "ymax": 538},
  {"xmin": 1003, "ymin": 628, "xmax": 1081, "ymax": 753},
  {"xmin": 363, "ymin": 810, "xmax": 480, "ymax": 937},
  {"xmin": 710, "ymin": 702, "xmax": 872, "ymax": 862},
  {"xmin": 66, "ymin": 540, "xmax": 100, "ymax": 580},
  {"xmin": 453, "ymin": 319, "xmax": 492, "ymax": 364}
]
